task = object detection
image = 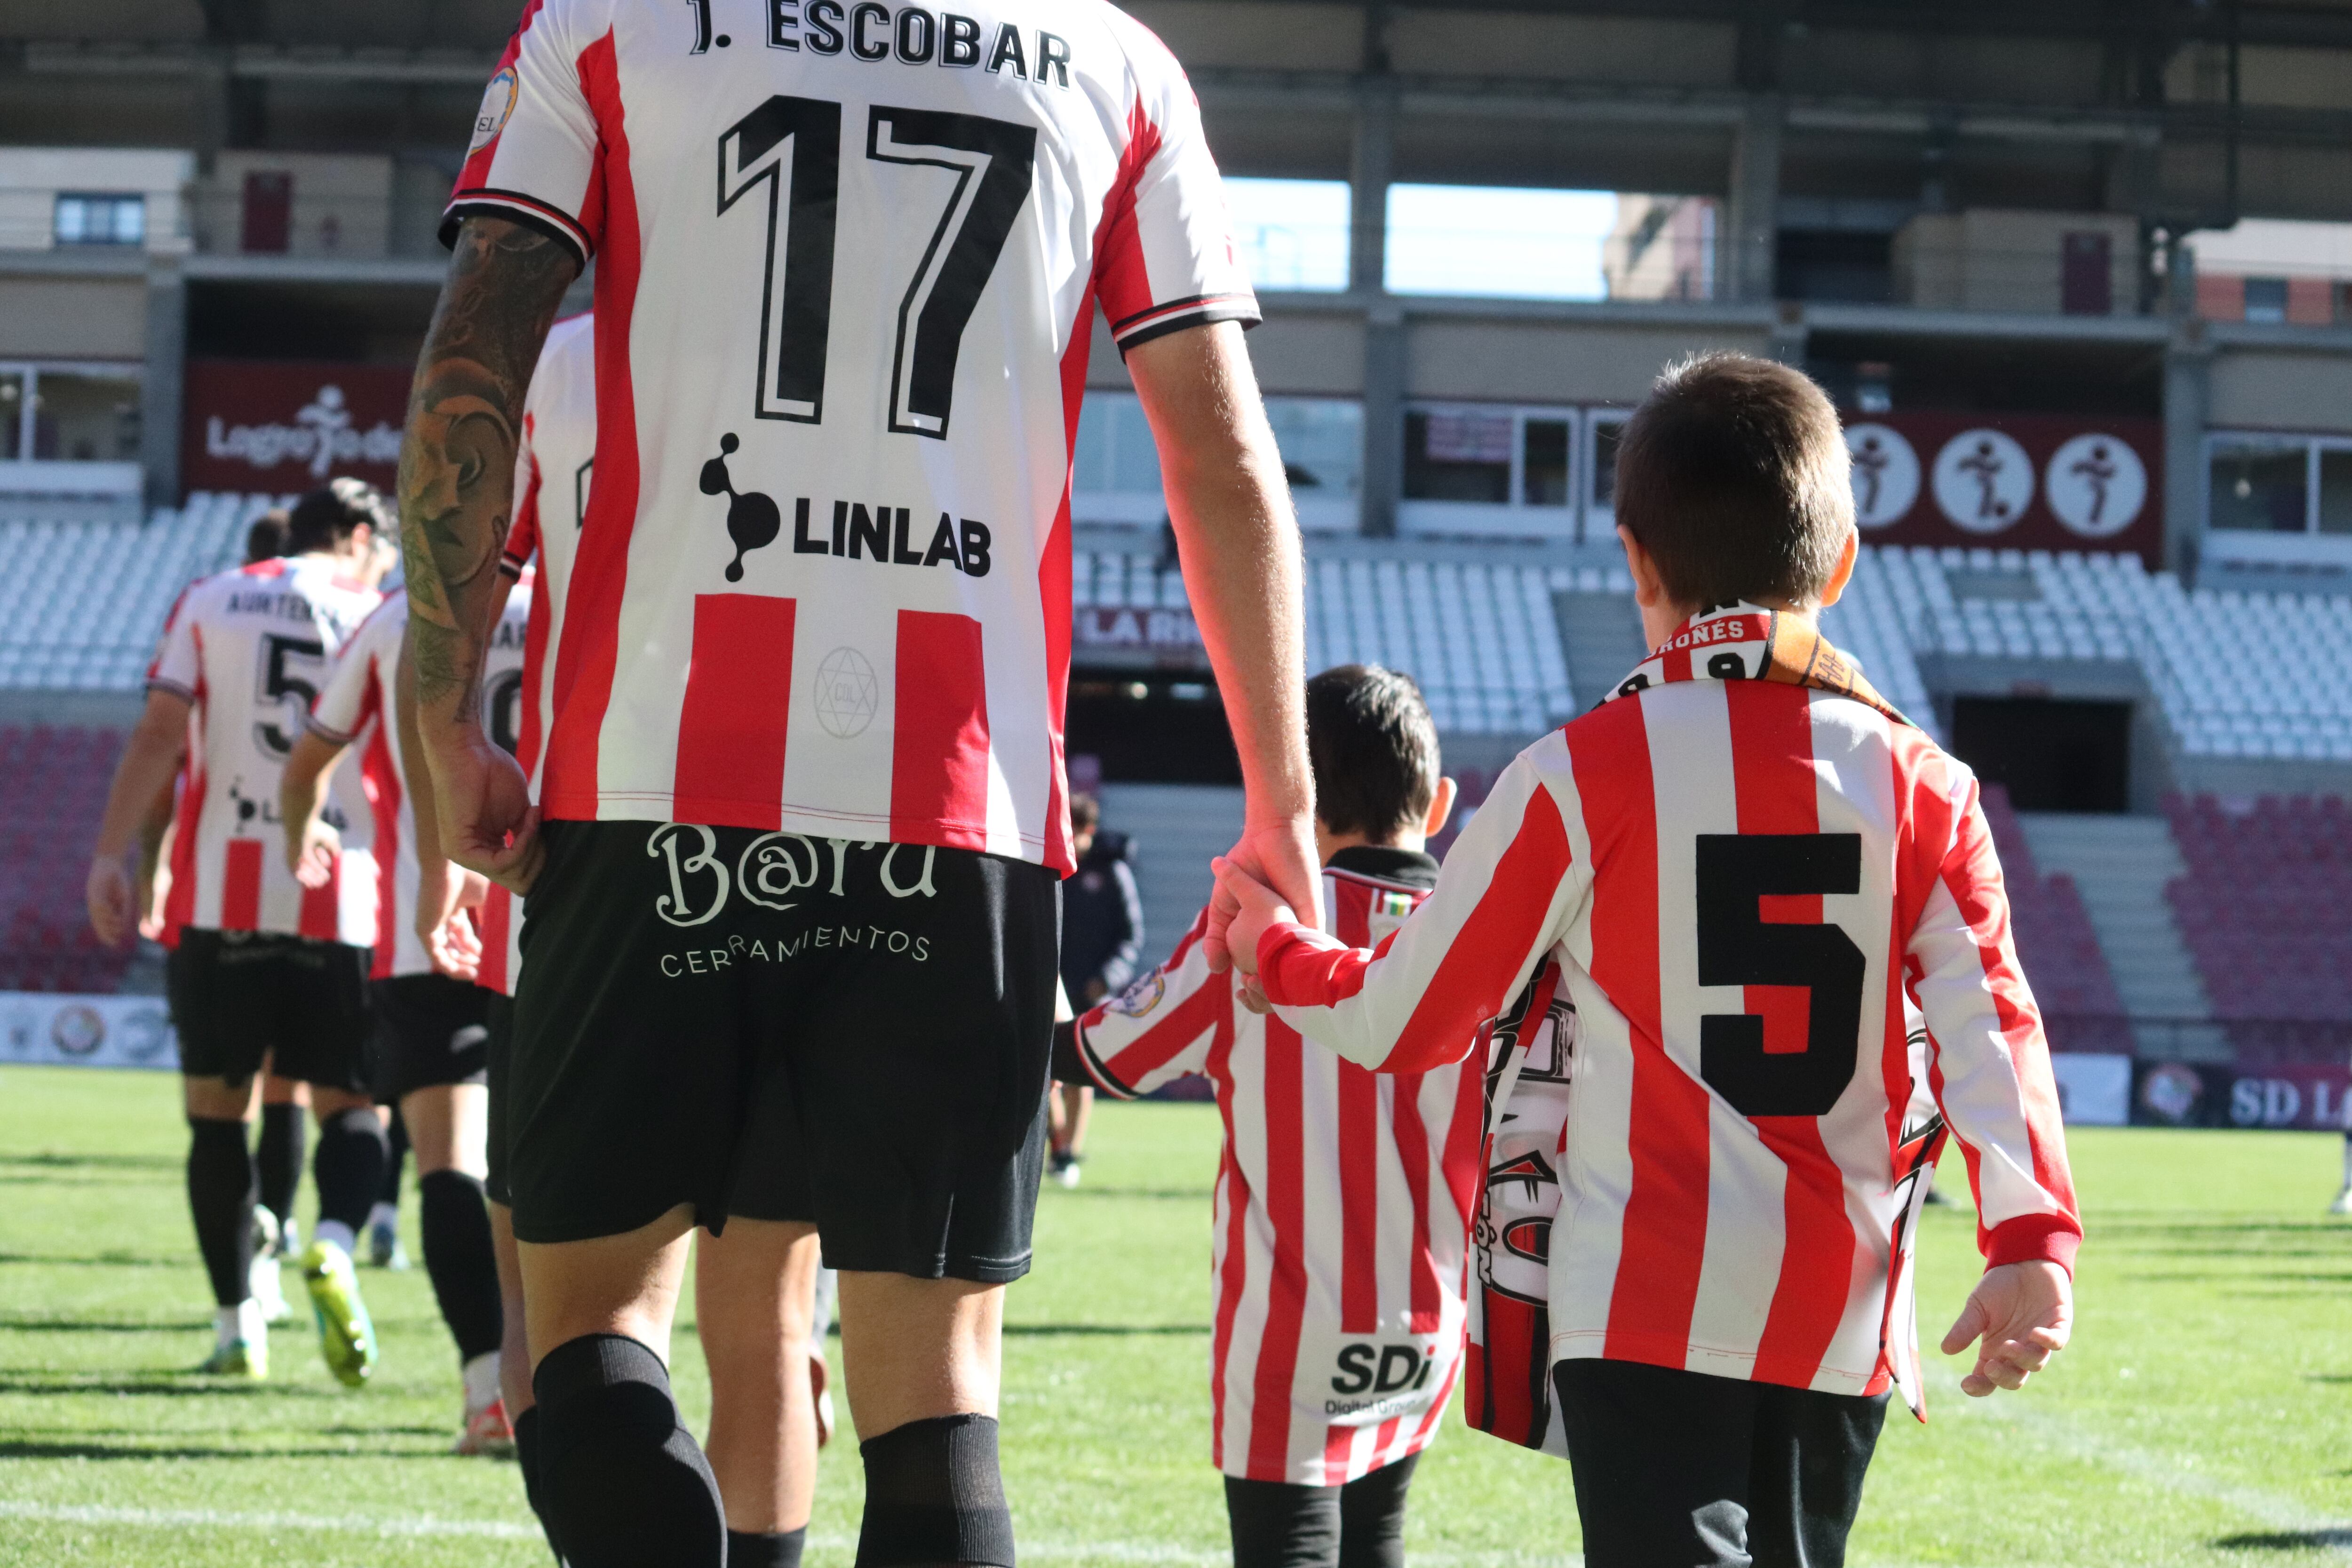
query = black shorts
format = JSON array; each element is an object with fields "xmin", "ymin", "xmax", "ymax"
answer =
[
  {"xmin": 1554, "ymin": 1359, "xmax": 1888, "ymax": 1568},
  {"xmin": 168, "ymin": 929, "xmax": 374, "ymax": 1093},
  {"xmin": 372, "ymin": 973, "xmax": 492, "ymax": 1102},
  {"xmin": 507, "ymin": 820, "xmax": 1059, "ymax": 1280},
  {"xmin": 485, "ymin": 993, "xmax": 515, "ymax": 1208}
]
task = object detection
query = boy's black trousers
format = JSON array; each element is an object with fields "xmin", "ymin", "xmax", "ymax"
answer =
[{"xmin": 1554, "ymin": 1359, "xmax": 1889, "ymax": 1568}]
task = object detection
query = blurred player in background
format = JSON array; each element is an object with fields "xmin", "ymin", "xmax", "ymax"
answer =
[
  {"xmin": 280, "ymin": 558, "xmax": 526, "ymax": 1452},
  {"xmin": 87, "ymin": 480, "xmax": 397, "ymax": 1383},
  {"xmin": 1061, "ymin": 665, "xmax": 1465, "ymax": 1568},
  {"xmin": 138, "ymin": 506, "xmax": 315, "ymax": 1325},
  {"xmin": 1051, "ymin": 793, "xmax": 1142, "ymax": 1188}
]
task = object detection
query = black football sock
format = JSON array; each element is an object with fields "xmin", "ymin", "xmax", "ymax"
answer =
[
  {"xmin": 514, "ymin": 1405, "xmax": 564, "ymax": 1563},
  {"xmin": 534, "ymin": 1333, "xmax": 725, "ymax": 1568},
  {"xmin": 254, "ymin": 1100, "xmax": 305, "ymax": 1230},
  {"xmin": 186, "ymin": 1117, "xmax": 257, "ymax": 1308},
  {"xmin": 856, "ymin": 1413, "xmax": 1014, "ymax": 1567},
  {"xmin": 312, "ymin": 1106, "xmax": 389, "ymax": 1241},
  {"xmin": 381, "ymin": 1107, "xmax": 411, "ymax": 1206},
  {"xmin": 418, "ymin": 1170, "xmax": 505, "ymax": 1362},
  {"xmin": 728, "ymin": 1528, "xmax": 807, "ymax": 1568}
]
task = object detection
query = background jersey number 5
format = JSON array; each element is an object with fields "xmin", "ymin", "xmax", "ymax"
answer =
[{"xmin": 718, "ymin": 96, "xmax": 1038, "ymax": 438}]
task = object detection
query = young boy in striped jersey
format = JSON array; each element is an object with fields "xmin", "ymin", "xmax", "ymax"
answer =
[
  {"xmin": 1219, "ymin": 353, "xmax": 2081, "ymax": 1568},
  {"xmin": 1058, "ymin": 665, "xmax": 1466, "ymax": 1568}
]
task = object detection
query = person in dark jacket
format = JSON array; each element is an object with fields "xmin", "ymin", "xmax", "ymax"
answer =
[{"xmin": 1053, "ymin": 795, "xmax": 1143, "ymax": 1187}]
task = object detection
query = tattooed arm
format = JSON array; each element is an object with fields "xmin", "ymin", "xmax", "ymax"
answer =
[{"xmin": 397, "ymin": 215, "xmax": 577, "ymax": 893}]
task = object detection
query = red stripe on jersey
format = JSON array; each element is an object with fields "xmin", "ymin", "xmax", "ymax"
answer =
[
  {"xmin": 1336, "ymin": 1060, "xmax": 1380, "ymax": 1334},
  {"xmin": 222, "ymin": 839, "xmax": 263, "ymax": 932},
  {"xmin": 1382, "ymin": 799, "xmax": 1571, "ymax": 1073},
  {"xmin": 1092, "ymin": 101, "xmax": 1165, "ymax": 338},
  {"xmin": 890, "ymin": 610, "xmax": 990, "ymax": 850},
  {"xmin": 479, "ymin": 886, "xmax": 511, "ymax": 994},
  {"xmin": 359, "ymin": 663, "xmax": 401, "ymax": 977},
  {"xmin": 163, "ymin": 761, "xmax": 200, "ymax": 945},
  {"xmin": 1321, "ymin": 1426, "xmax": 1353, "ymax": 1487},
  {"xmin": 1726, "ymin": 684, "xmax": 1864, "ymax": 1387},
  {"xmin": 297, "ymin": 856, "xmax": 342, "ymax": 941},
  {"xmin": 674, "ymin": 594, "xmax": 796, "ymax": 828},
  {"xmin": 1207, "ymin": 1026, "xmax": 1250, "ymax": 1473},
  {"xmin": 1389, "ymin": 1072, "xmax": 1440, "ymax": 1333},
  {"xmin": 541, "ymin": 30, "xmax": 639, "ymax": 820},
  {"xmin": 1573, "ymin": 698, "xmax": 1711, "ymax": 1366},
  {"xmin": 1245, "ymin": 1016, "xmax": 1309, "ymax": 1480},
  {"xmin": 453, "ymin": 0, "xmax": 547, "ymax": 197}
]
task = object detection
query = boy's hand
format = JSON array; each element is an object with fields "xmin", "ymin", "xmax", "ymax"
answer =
[
  {"xmin": 1210, "ymin": 856, "xmax": 1295, "ymax": 979},
  {"xmin": 1940, "ymin": 1260, "xmax": 2072, "ymax": 1396},
  {"xmin": 1206, "ymin": 816, "xmax": 1320, "ymax": 973}
]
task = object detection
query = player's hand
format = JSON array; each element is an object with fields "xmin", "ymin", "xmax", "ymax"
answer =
[
  {"xmin": 428, "ymin": 726, "xmax": 543, "ymax": 895},
  {"xmin": 288, "ymin": 818, "xmax": 342, "ymax": 889},
  {"xmin": 134, "ymin": 866, "xmax": 163, "ymax": 943},
  {"xmin": 1235, "ymin": 974, "xmax": 1272, "ymax": 1016},
  {"xmin": 426, "ymin": 909, "xmax": 484, "ymax": 983},
  {"xmin": 1205, "ymin": 815, "xmax": 1319, "ymax": 973},
  {"xmin": 86, "ymin": 857, "xmax": 135, "ymax": 948},
  {"xmin": 1210, "ymin": 856, "xmax": 1296, "ymax": 981},
  {"xmin": 1940, "ymin": 1260, "xmax": 2072, "ymax": 1397}
]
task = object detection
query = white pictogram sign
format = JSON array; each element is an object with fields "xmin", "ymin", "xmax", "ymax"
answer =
[
  {"xmin": 1844, "ymin": 424, "xmax": 1921, "ymax": 529},
  {"xmin": 1931, "ymin": 429, "xmax": 2034, "ymax": 534},
  {"xmin": 2043, "ymin": 434, "xmax": 2147, "ymax": 538}
]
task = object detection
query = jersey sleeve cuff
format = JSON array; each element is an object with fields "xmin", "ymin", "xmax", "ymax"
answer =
[
  {"xmin": 1255, "ymin": 919, "xmax": 1344, "ymax": 1007},
  {"xmin": 1067, "ymin": 1016, "xmax": 1144, "ymax": 1100},
  {"xmin": 305, "ymin": 715, "xmax": 359, "ymax": 747},
  {"xmin": 1983, "ymin": 1213, "xmax": 2081, "ymax": 1276},
  {"xmin": 145, "ymin": 677, "xmax": 195, "ymax": 703},
  {"xmin": 440, "ymin": 193, "xmax": 592, "ymax": 269},
  {"xmin": 1111, "ymin": 293, "xmax": 1262, "ymax": 355}
]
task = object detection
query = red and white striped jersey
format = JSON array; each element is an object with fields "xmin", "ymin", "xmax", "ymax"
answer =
[
  {"xmin": 446, "ymin": 0, "xmax": 1255, "ymax": 875},
  {"xmin": 479, "ymin": 312, "xmax": 596, "ymax": 996},
  {"xmin": 1073, "ymin": 848, "xmax": 1484, "ymax": 1486},
  {"xmin": 146, "ymin": 557, "xmax": 382, "ymax": 945},
  {"xmin": 1254, "ymin": 604, "xmax": 2081, "ymax": 1418},
  {"xmin": 308, "ymin": 587, "xmax": 533, "ymax": 979}
]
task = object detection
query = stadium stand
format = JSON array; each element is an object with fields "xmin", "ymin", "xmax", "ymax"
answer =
[
  {"xmin": 2165, "ymin": 792, "xmax": 2352, "ymax": 1062},
  {"xmin": 1976, "ymin": 784, "xmax": 2130, "ymax": 1052},
  {"xmin": 0, "ymin": 724, "xmax": 132, "ymax": 993},
  {"xmin": 0, "ymin": 494, "xmax": 274, "ymax": 693}
]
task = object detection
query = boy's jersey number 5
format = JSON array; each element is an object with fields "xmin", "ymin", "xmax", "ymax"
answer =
[{"xmin": 1695, "ymin": 832, "xmax": 1866, "ymax": 1118}]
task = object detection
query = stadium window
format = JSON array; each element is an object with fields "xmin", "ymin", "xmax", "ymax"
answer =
[
  {"xmin": 0, "ymin": 369, "xmax": 24, "ymax": 461},
  {"xmin": 1399, "ymin": 403, "xmax": 1592, "ymax": 540},
  {"xmin": 1073, "ymin": 390, "xmax": 1363, "ymax": 531},
  {"xmin": 2320, "ymin": 450, "xmax": 2352, "ymax": 535},
  {"xmin": 2242, "ymin": 276, "xmax": 2289, "ymax": 324},
  {"xmin": 1223, "ymin": 178, "xmax": 1350, "ymax": 292},
  {"xmin": 53, "ymin": 192, "xmax": 144, "ymax": 247},
  {"xmin": 1384, "ymin": 185, "xmax": 1715, "ymax": 301},
  {"xmin": 30, "ymin": 366, "xmax": 142, "ymax": 462},
  {"xmin": 1583, "ymin": 409, "xmax": 1629, "ymax": 533},
  {"xmin": 2207, "ymin": 438, "xmax": 2309, "ymax": 533}
]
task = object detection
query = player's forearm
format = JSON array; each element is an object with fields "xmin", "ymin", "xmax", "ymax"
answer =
[
  {"xmin": 398, "ymin": 215, "xmax": 574, "ymax": 748},
  {"xmin": 1129, "ymin": 324, "xmax": 1312, "ymax": 827},
  {"xmin": 93, "ymin": 695, "xmax": 193, "ymax": 861},
  {"xmin": 135, "ymin": 773, "xmax": 176, "ymax": 879}
]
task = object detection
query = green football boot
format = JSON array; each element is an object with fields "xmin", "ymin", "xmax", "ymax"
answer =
[
  {"xmin": 298, "ymin": 1238, "xmax": 378, "ymax": 1388},
  {"xmin": 196, "ymin": 1336, "xmax": 268, "ymax": 1378}
]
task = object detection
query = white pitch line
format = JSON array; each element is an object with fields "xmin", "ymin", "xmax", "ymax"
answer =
[{"xmin": 0, "ymin": 1499, "xmax": 1584, "ymax": 1566}]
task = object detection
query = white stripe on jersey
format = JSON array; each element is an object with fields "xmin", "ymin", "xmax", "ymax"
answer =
[
  {"xmin": 1075, "ymin": 860, "xmax": 1481, "ymax": 1485},
  {"xmin": 148, "ymin": 557, "xmax": 381, "ymax": 945}
]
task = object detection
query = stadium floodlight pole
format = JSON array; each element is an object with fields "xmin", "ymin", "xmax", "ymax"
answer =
[
  {"xmin": 1125, "ymin": 321, "xmax": 1323, "ymax": 969},
  {"xmin": 397, "ymin": 215, "xmax": 576, "ymax": 894}
]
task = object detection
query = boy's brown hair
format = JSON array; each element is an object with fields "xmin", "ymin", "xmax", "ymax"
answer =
[{"xmin": 1613, "ymin": 351, "xmax": 1854, "ymax": 610}]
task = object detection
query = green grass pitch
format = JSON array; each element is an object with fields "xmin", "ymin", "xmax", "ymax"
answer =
[{"xmin": 1, "ymin": 1064, "xmax": 2348, "ymax": 1566}]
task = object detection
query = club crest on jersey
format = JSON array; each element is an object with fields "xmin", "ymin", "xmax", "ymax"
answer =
[
  {"xmin": 701, "ymin": 434, "xmax": 993, "ymax": 581},
  {"xmin": 470, "ymin": 67, "xmax": 517, "ymax": 151},
  {"xmin": 1103, "ymin": 968, "xmax": 1165, "ymax": 1019}
]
